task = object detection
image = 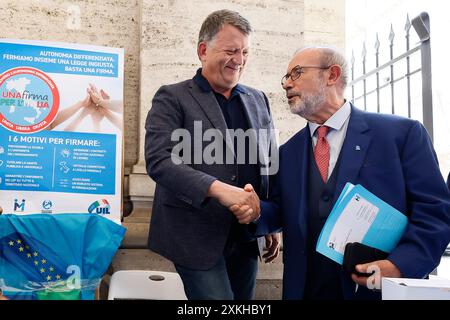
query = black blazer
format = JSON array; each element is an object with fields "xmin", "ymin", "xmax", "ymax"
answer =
[{"xmin": 145, "ymin": 78, "xmax": 276, "ymax": 269}]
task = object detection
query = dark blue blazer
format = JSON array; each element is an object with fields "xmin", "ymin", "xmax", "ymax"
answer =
[{"xmin": 256, "ymin": 105, "xmax": 450, "ymax": 299}]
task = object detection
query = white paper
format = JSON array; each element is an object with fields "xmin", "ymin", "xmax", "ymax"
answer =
[{"xmin": 326, "ymin": 193, "xmax": 379, "ymax": 254}]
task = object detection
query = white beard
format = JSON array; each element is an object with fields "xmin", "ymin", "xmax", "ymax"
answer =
[{"xmin": 289, "ymin": 79, "xmax": 327, "ymax": 119}]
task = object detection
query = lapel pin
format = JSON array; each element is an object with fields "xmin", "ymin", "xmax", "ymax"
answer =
[{"xmin": 355, "ymin": 145, "xmax": 361, "ymax": 151}]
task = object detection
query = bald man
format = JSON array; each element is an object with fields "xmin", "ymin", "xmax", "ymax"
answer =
[{"xmin": 233, "ymin": 46, "xmax": 450, "ymax": 300}]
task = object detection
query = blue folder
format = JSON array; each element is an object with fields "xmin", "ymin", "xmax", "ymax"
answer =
[{"xmin": 316, "ymin": 183, "xmax": 407, "ymax": 264}]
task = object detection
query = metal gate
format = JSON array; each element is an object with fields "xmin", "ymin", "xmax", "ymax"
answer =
[{"xmin": 348, "ymin": 12, "xmax": 433, "ymax": 141}]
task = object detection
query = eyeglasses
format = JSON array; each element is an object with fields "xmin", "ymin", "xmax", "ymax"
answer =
[{"xmin": 281, "ymin": 65, "xmax": 331, "ymax": 86}]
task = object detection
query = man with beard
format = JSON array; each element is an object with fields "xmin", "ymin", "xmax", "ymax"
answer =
[{"xmin": 231, "ymin": 46, "xmax": 450, "ymax": 299}]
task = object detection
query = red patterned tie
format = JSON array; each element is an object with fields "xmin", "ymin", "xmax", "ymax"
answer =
[{"xmin": 314, "ymin": 126, "xmax": 330, "ymax": 183}]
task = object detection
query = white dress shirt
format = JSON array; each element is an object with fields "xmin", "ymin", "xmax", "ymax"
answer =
[{"xmin": 309, "ymin": 101, "xmax": 351, "ymax": 180}]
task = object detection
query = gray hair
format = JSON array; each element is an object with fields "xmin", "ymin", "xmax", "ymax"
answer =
[
  {"xmin": 198, "ymin": 9, "xmax": 252, "ymax": 46},
  {"xmin": 296, "ymin": 46, "xmax": 349, "ymax": 90}
]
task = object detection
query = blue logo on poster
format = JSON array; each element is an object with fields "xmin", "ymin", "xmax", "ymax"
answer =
[
  {"xmin": 14, "ymin": 198, "xmax": 25, "ymax": 212},
  {"xmin": 0, "ymin": 67, "xmax": 60, "ymax": 133},
  {"xmin": 88, "ymin": 199, "xmax": 111, "ymax": 215},
  {"xmin": 42, "ymin": 200, "xmax": 53, "ymax": 210}
]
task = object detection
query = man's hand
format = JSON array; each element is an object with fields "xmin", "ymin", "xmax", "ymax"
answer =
[
  {"xmin": 0, "ymin": 206, "xmax": 2, "ymax": 214},
  {"xmin": 263, "ymin": 233, "xmax": 281, "ymax": 263},
  {"xmin": 207, "ymin": 181, "xmax": 260, "ymax": 224},
  {"xmin": 226, "ymin": 184, "xmax": 261, "ymax": 224},
  {"xmin": 351, "ymin": 259, "xmax": 401, "ymax": 288}
]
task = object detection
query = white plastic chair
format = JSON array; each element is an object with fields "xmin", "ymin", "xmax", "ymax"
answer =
[{"xmin": 107, "ymin": 270, "xmax": 187, "ymax": 300}]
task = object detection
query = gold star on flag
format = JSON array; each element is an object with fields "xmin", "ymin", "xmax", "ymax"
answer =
[
  {"xmin": 49, "ymin": 267, "xmax": 54, "ymax": 272},
  {"xmin": 40, "ymin": 268, "xmax": 46, "ymax": 273},
  {"xmin": 46, "ymin": 275, "xmax": 52, "ymax": 281},
  {"xmin": 34, "ymin": 260, "xmax": 39, "ymax": 265},
  {"xmin": 8, "ymin": 241, "xmax": 14, "ymax": 246},
  {"xmin": 33, "ymin": 252, "xmax": 38, "ymax": 257},
  {"xmin": 41, "ymin": 259, "xmax": 46, "ymax": 264},
  {"xmin": 16, "ymin": 239, "xmax": 22, "ymax": 244},
  {"xmin": 56, "ymin": 275, "xmax": 61, "ymax": 280},
  {"xmin": 27, "ymin": 253, "xmax": 32, "ymax": 258},
  {"xmin": 19, "ymin": 247, "xmax": 24, "ymax": 252},
  {"xmin": 25, "ymin": 245, "xmax": 29, "ymax": 249}
]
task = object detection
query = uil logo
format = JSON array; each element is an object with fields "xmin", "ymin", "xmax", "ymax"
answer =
[
  {"xmin": 14, "ymin": 199, "xmax": 26, "ymax": 212},
  {"xmin": 88, "ymin": 199, "xmax": 111, "ymax": 215}
]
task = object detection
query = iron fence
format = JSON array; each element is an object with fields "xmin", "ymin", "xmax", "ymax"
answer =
[{"xmin": 349, "ymin": 12, "xmax": 433, "ymax": 141}]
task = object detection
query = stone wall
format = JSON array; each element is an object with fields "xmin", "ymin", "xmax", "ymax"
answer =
[{"xmin": 0, "ymin": 0, "xmax": 345, "ymax": 201}]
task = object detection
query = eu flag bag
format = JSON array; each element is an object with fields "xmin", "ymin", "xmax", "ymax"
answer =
[{"xmin": 0, "ymin": 213, "xmax": 126, "ymax": 300}]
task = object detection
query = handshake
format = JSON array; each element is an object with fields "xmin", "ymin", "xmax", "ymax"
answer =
[
  {"xmin": 208, "ymin": 180, "xmax": 261, "ymax": 224},
  {"xmin": 208, "ymin": 180, "xmax": 281, "ymax": 263}
]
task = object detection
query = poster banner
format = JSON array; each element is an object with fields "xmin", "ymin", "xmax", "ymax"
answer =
[{"xmin": 0, "ymin": 39, "xmax": 124, "ymax": 223}]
